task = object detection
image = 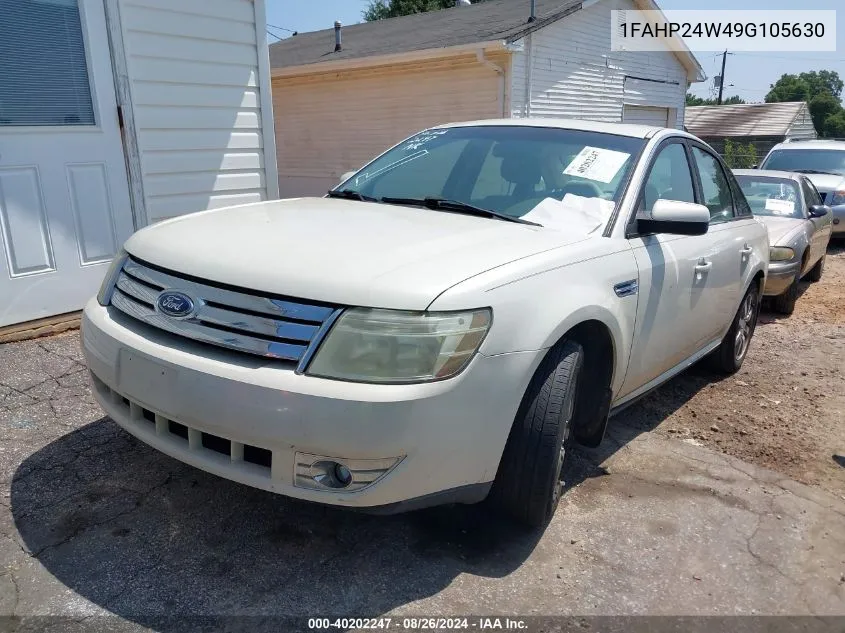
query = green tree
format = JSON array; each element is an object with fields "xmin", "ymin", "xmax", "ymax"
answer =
[
  {"xmin": 766, "ymin": 70, "xmax": 845, "ymax": 138},
  {"xmin": 685, "ymin": 93, "xmax": 745, "ymax": 106},
  {"xmin": 364, "ymin": 0, "xmax": 489, "ymax": 20},
  {"xmin": 799, "ymin": 70, "xmax": 844, "ymax": 100},
  {"xmin": 823, "ymin": 111, "xmax": 845, "ymax": 138},
  {"xmin": 765, "ymin": 74, "xmax": 811, "ymax": 103},
  {"xmin": 723, "ymin": 139, "xmax": 757, "ymax": 169},
  {"xmin": 809, "ymin": 92, "xmax": 841, "ymax": 131}
]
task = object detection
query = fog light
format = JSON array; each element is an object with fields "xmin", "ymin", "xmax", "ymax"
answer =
[
  {"xmin": 334, "ymin": 463, "xmax": 352, "ymax": 487},
  {"xmin": 294, "ymin": 452, "xmax": 402, "ymax": 492}
]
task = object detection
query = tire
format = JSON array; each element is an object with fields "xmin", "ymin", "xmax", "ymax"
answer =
[
  {"xmin": 710, "ymin": 282, "xmax": 761, "ymax": 374},
  {"xmin": 489, "ymin": 340, "xmax": 584, "ymax": 528},
  {"xmin": 806, "ymin": 254, "xmax": 825, "ymax": 282},
  {"xmin": 772, "ymin": 275, "xmax": 799, "ymax": 315}
]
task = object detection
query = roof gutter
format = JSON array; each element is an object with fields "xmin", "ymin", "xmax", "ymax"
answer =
[{"xmin": 272, "ymin": 39, "xmax": 508, "ymax": 78}]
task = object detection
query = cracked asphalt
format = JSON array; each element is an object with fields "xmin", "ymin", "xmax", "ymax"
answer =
[{"xmin": 0, "ymin": 331, "xmax": 844, "ymax": 631}]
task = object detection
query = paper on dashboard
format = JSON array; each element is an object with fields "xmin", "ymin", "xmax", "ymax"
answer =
[
  {"xmin": 521, "ymin": 194, "xmax": 616, "ymax": 233},
  {"xmin": 764, "ymin": 198, "xmax": 795, "ymax": 215}
]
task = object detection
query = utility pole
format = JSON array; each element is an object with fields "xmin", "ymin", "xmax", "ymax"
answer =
[{"xmin": 717, "ymin": 50, "xmax": 727, "ymax": 104}]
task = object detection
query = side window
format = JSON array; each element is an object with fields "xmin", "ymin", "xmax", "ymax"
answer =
[
  {"xmin": 801, "ymin": 177, "xmax": 823, "ymax": 207},
  {"xmin": 727, "ymin": 170, "xmax": 752, "ymax": 217},
  {"xmin": 692, "ymin": 147, "xmax": 735, "ymax": 224},
  {"xmin": 641, "ymin": 142, "xmax": 696, "ymax": 212}
]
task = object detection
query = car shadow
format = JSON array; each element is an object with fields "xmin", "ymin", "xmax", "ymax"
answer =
[
  {"xmin": 834, "ymin": 454, "xmax": 845, "ymax": 468},
  {"xmin": 12, "ymin": 362, "xmax": 721, "ymax": 628},
  {"xmin": 11, "ymin": 416, "xmax": 543, "ymax": 629},
  {"xmin": 563, "ymin": 361, "xmax": 724, "ymax": 489}
]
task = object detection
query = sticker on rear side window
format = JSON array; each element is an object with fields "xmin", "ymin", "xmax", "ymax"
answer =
[
  {"xmin": 765, "ymin": 198, "xmax": 795, "ymax": 215},
  {"xmin": 563, "ymin": 147, "xmax": 631, "ymax": 183}
]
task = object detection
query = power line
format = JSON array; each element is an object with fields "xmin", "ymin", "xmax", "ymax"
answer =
[
  {"xmin": 267, "ymin": 23, "xmax": 297, "ymax": 34},
  {"xmin": 729, "ymin": 51, "xmax": 845, "ymax": 64},
  {"xmin": 266, "ymin": 29, "xmax": 282, "ymax": 41}
]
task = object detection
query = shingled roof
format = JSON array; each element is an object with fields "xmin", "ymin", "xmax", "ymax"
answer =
[
  {"xmin": 685, "ymin": 102, "xmax": 812, "ymax": 137},
  {"xmin": 269, "ymin": 0, "xmax": 583, "ymax": 69}
]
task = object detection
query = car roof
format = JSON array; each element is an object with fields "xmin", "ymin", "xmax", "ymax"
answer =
[
  {"xmin": 431, "ymin": 118, "xmax": 687, "ymax": 140},
  {"xmin": 733, "ymin": 169, "xmax": 804, "ymax": 181},
  {"xmin": 770, "ymin": 139, "xmax": 845, "ymax": 151}
]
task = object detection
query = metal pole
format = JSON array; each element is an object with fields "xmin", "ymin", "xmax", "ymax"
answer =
[{"xmin": 717, "ymin": 50, "xmax": 727, "ymax": 104}]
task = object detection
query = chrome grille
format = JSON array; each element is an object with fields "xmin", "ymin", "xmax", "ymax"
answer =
[{"xmin": 110, "ymin": 257, "xmax": 342, "ymax": 364}]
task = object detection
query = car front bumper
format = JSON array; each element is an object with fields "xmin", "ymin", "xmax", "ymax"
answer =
[
  {"xmin": 763, "ymin": 260, "xmax": 800, "ymax": 296},
  {"xmin": 81, "ymin": 300, "xmax": 543, "ymax": 511}
]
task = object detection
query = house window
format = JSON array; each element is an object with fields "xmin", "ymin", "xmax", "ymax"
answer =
[{"xmin": 0, "ymin": 0, "xmax": 95, "ymax": 126}]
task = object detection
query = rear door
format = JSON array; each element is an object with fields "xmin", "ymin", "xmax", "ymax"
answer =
[
  {"xmin": 687, "ymin": 146, "xmax": 747, "ymax": 337},
  {"xmin": 620, "ymin": 140, "xmax": 725, "ymax": 395}
]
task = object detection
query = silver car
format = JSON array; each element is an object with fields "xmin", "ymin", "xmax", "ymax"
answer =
[
  {"xmin": 734, "ymin": 169, "xmax": 832, "ymax": 314},
  {"xmin": 758, "ymin": 139, "xmax": 845, "ymax": 238}
]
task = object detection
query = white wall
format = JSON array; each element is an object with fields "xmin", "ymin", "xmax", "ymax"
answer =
[
  {"xmin": 788, "ymin": 105, "xmax": 818, "ymax": 140},
  {"xmin": 510, "ymin": 0, "xmax": 689, "ymax": 129},
  {"xmin": 116, "ymin": 0, "xmax": 278, "ymax": 225}
]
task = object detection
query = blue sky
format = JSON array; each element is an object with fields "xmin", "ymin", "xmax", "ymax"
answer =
[{"xmin": 266, "ymin": 0, "xmax": 844, "ymax": 103}]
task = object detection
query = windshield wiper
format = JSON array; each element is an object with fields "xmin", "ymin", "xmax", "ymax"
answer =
[
  {"xmin": 380, "ymin": 196, "xmax": 540, "ymax": 226},
  {"xmin": 326, "ymin": 189, "xmax": 380, "ymax": 202}
]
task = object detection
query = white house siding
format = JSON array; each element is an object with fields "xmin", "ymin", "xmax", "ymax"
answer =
[
  {"xmin": 510, "ymin": 0, "xmax": 688, "ymax": 129},
  {"xmin": 117, "ymin": 0, "xmax": 278, "ymax": 224},
  {"xmin": 273, "ymin": 52, "xmax": 506, "ymax": 198},
  {"xmin": 787, "ymin": 106, "xmax": 818, "ymax": 140}
]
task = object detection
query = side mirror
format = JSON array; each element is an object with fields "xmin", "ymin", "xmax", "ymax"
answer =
[
  {"xmin": 808, "ymin": 204, "xmax": 831, "ymax": 218},
  {"xmin": 339, "ymin": 171, "xmax": 356, "ymax": 185},
  {"xmin": 637, "ymin": 199, "xmax": 710, "ymax": 236}
]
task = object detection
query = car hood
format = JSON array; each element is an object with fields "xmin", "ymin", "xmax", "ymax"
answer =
[
  {"xmin": 124, "ymin": 197, "xmax": 590, "ymax": 310},
  {"xmin": 758, "ymin": 216, "xmax": 804, "ymax": 245},
  {"xmin": 802, "ymin": 173, "xmax": 845, "ymax": 194}
]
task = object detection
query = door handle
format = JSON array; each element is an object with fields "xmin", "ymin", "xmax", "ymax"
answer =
[
  {"xmin": 740, "ymin": 243, "xmax": 753, "ymax": 256},
  {"xmin": 694, "ymin": 258, "xmax": 712, "ymax": 280}
]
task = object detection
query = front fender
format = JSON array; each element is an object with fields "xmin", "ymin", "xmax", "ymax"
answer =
[{"xmin": 429, "ymin": 246, "xmax": 639, "ymax": 395}]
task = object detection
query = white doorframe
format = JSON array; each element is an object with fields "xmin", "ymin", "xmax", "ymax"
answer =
[{"xmin": 102, "ymin": 0, "xmax": 147, "ymax": 230}]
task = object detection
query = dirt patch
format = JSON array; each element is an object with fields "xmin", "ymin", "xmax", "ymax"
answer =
[{"xmin": 642, "ymin": 242, "xmax": 845, "ymax": 499}]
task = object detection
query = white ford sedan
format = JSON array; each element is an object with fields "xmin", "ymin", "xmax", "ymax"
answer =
[{"xmin": 82, "ymin": 120, "xmax": 768, "ymax": 527}]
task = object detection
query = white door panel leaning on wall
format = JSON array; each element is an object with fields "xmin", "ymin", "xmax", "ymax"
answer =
[{"xmin": 0, "ymin": 0, "xmax": 135, "ymax": 326}]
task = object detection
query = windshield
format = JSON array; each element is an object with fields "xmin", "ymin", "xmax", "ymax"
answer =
[
  {"xmin": 335, "ymin": 126, "xmax": 645, "ymax": 228},
  {"xmin": 761, "ymin": 149, "xmax": 845, "ymax": 176},
  {"xmin": 735, "ymin": 176, "xmax": 803, "ymax": 219}
]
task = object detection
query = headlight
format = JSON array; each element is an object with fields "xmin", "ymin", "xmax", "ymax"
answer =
[
  {"xmin": 769, "ymin": 246, "xmax": 795, "ymax": 262},
  {"xmin": 830, "ymin": 190, "xmax": 845, "ymax": 206},
  {"xmin": 96, "ymin": 249, "xmax": 128, "ymax": 306},
  {"xmin": 307, "ymin": 307, "xmax": 492, "ymax": 383}
]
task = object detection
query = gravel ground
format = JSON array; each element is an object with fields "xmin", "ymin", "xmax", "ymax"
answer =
[{"xmin": 623, "ymin": 242, "xmax": 845, "ymax": 499}]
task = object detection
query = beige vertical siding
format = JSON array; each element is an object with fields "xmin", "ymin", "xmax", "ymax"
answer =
[
  {"xmin": 118, "ymin": 0, "xmax": 277, "ymax": 223},
  {"xmin": 273, "ymin": 53, "xmax": 506, "ymax": 198},
  {"xmin": 510, "ymin": 0, "xmax": 688, "ymax": 129}
]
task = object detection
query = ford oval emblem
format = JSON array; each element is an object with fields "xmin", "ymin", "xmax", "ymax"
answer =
[{"xmin": 156, "ymin": 291, "xmax": 194, "ymax": 318}]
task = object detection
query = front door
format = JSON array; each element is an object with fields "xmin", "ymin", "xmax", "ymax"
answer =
[
  {"xmin": 0, "ymin": 0, "xmax": 135, "ymax": 327},
  {"xmin": 619, "ymin": 141, "xmax": 726, "ymax": 397}
]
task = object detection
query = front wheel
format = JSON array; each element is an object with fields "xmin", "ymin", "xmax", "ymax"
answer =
[
  {"xmin": 709, "ymin": 283, "xmax": 760, "ymax": 374},
  {"xmin": 806, "ymin": 254, "xmax": 824, "ymax": 282},
  {"xmin": 489, "ymin": 340, "xmax": 583, "ymax": 528}
]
